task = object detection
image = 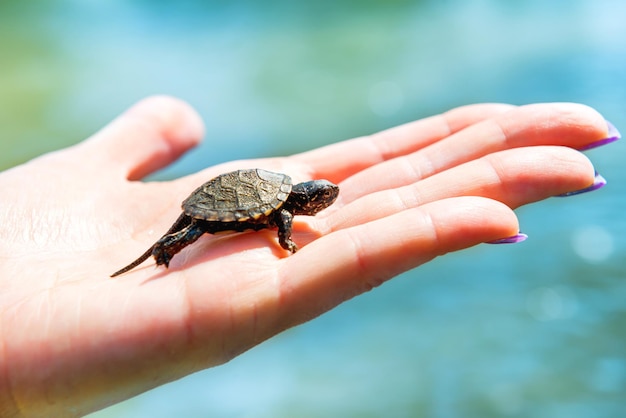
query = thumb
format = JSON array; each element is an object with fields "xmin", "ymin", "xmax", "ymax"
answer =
[{"xmin": 79, "ymin": 95, "xmax": 205, "ymax": 180}]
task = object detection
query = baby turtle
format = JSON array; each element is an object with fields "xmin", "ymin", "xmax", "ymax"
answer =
[{"xmin": 111, "ymin": 168, "xmax": 339, "ymax": 277}]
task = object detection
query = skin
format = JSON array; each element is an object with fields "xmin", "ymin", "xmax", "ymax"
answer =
[{"xmin": 0, "ymin": 96, "xmax": 611, "ymax": 417}]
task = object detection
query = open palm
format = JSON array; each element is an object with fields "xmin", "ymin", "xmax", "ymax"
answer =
[{"xmin": 0, "ymin": 96, "xmax": 613, "ymax": 417}]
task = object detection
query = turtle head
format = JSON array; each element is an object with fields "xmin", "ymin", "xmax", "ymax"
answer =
[{"xmin": 287, "ymin": 180, "xmax": 339, "ymax": 216}]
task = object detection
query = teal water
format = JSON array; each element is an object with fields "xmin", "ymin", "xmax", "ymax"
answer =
[{"xmin": 1, "ymin": 1, "xmax": 625, "ymax": 417}]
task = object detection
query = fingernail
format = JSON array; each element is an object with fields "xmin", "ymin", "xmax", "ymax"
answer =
[
  {"xmin": 487, "ymin": 233, "xmax": 528, "ymax": 244},
  {"xmin": 578, "ymin": 120, "xmax": 621, "ymax": 151},
  {"xmin": 556, "ymin": 172, "xmax": 606, "ymax": 197}
]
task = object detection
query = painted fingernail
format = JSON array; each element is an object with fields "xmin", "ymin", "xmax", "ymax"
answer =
[
  {"xmin": 556, "ymin": 172, "xmax": 606, "ymax": 197},
  {"xmin": 487, "ymin": 233, "xmax": 528, "ymax": 244},
  {"xmin": 578, "ymin": 120, "xmax": 621, "ymax": 151}
]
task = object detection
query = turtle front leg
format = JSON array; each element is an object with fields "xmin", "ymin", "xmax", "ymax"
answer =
[
  {"xmin": 152, "ymin": 220, "xmax": 206, "ymax": 267},
  {"xmin": 274, "ymin": 209, "xmax": 298, "ymax": 253}
]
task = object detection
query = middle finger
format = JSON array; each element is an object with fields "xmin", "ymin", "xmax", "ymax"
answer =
[{"xmin": 326, "ymin": 146, "xmax": 595, "ymax": 231}]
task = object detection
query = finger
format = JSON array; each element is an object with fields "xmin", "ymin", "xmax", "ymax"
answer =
[
  {"xmin": 327, "ymin": 146, "xmax": 594, "ymax": 230},
  {"xmin": 173, "ymin": 104, "xmax": 518, "ymax": 195},
  {"xmin": 277, "ymin": 196, "xmax": 519, "ymax": 327},
  {"xmin": 293, "ymin": 103, "xmax": 516, "ymax": 183},
  {"xmin": 420, "ymin": 102, "xmax": 608, "ymax": 174},
  {"xmin": 78, "ymin": 95, "xmax": 205, "ymax": 180},
  {"xmin": 337, "ymin": 103, "xmax": 608, "ymax": 203}
]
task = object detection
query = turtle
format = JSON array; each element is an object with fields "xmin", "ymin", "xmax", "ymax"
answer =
[{"xmin": 111, "ymin": 168, "xmax": 339, "ymax": 277}]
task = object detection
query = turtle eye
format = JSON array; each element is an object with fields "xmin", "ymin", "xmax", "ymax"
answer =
[{"xmin": 322, "ymin": 189, "xmax": 336, "ymax": 200}]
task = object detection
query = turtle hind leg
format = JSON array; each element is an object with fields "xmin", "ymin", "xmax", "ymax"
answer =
[
  {"xmin": 152, "ymin": 220, "xmax": 206, "ymax": 268},
  {"xmin": 110, "ymin": 213, "xmax": 193, "ymax": 278}
]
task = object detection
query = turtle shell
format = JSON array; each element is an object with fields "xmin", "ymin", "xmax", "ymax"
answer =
[{"xmin": 182, "ymin": 169, "xmax": 293, "ymax": 222}]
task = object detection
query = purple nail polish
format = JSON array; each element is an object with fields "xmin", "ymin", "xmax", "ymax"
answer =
[
  {"xmin": 578, "ymin": 120, "xmax": 621, "ymax": 151},
  {"xmin": 487, "ymin": 233, "xmax": 528, "ymax": 244},
  {"xmin": 608, "ymin": 120, "xmax": 621, "ymax": 138},
  {"xmin": 556, "ymin": 172, "xmax": 606, "ymax": 197}
]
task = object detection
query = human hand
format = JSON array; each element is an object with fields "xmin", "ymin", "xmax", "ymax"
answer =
[{"xmin": 0, "ymin": 96, "xmax": 616, "ymax": 417}]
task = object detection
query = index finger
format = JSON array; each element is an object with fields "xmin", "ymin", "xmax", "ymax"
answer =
[{"xmin": 292, "ymin": 103, "xmax": 516, "ymax": 183}]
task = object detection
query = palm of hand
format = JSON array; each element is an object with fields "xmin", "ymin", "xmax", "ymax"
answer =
[
  {"xmin": 0, "ymin": 96, "xmax": 609, "ymax": 417},
  {"xmin": 0, "ymin": 140, "xmax": 307, "ymax": 406}
]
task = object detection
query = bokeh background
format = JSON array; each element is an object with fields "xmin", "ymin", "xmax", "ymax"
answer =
[{"xmin": 2, "ymin": 0, "xmax": 625, "ymax": 417}]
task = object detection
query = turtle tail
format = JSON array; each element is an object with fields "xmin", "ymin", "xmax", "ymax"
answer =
[
  {"xmin": 110, "ymin": 245, "xmax": 155, "ymax": 278},
  {"xmin": 110, "ymin": 213, "xmax": 192, "ymax": 278}
]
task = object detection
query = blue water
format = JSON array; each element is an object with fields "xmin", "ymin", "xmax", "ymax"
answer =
[{"xmin": 1, "ymin": 1, "xmax": 625, "ymax": 417}]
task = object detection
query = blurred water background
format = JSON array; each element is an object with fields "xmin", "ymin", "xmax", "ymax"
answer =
[{"xmin": 1, "ymin": 0, "xmax": 625, "ymax": 417}]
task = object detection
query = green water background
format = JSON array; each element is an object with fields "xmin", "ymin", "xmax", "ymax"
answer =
[{"xmin": 1, "ymin": 1, "xmax": 625, "ymax": 417}]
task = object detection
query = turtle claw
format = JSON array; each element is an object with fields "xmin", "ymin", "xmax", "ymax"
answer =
[
  {"xmin": 153, "ymin": 247, "xmax": 172, "ymax": 268},
  {"xmin": 278, "ymin": 238, "xmax": 298, "ymax": 254}
]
